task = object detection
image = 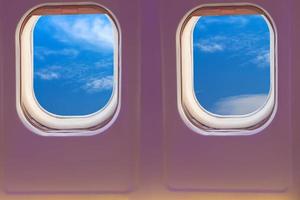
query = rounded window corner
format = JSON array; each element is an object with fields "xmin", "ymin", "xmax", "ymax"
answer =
[
  {"xmin": 178, "ymin": 97, "xmax": 277, "ymax": 136},
  {"xmin": 16, "ymin": 3, "xmax": 121, "ymax": 136},
  {"xmin": 177, "ymin": 4, "xmax": 277, "ymax": 136}
]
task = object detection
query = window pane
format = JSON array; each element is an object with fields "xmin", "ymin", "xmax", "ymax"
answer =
[
  {"xmin": 193, "ymin": 15, "xmax": 271, "ymax": 115},
  {"xmin": 33, "ymin": 14, "xmax": 114, "ymax": 116}
]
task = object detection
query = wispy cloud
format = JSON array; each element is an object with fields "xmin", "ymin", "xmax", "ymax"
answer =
[
  {"xmin": 196, "ymin": 33, "xmax": 268, "ymax": 52},
  {"xmin": 83, "ymin": 76, "xmax": 114, "ymax": 93},
  {"xmin": 252, "ymin": 50, "xmax": 270, "ymax": 67},
  {"xmin": 195, "ymin": 43, "xmax": 224, "ymax": 53},
  {"xmin": 94, "ymin": 59, "xmax": 113, "ymax": 68},
  {"xmin": 35, "ymin": 61, "xmax": 114, "ymax": 92},
  {"xmin": 224, "ymin": 16, "xmax": 250, "ymax": 25},
  {"xmin": 195, "ymin": 33, "xmax": 270, "ymax": 68},
  {"xmin": 212, "ymin": 94, "xmax": 268, "ymax": 115},
  {"xmin": 50, "ymin": 14, "xmax": 114, "ymax": 51},
  {"xmin": 197, "ymin": 15, "xmax": 259, "ymax": 30},
  {"xmin": 35, "ymin": 66, "xmax": 61, "ymax": 80},
  {"xmin": 204, "ymin": 16, "xmax": 250, "ymax": 26},
  {"xmin": 35, "ymin": 47, "xmax": 79, "ymax": 60}
]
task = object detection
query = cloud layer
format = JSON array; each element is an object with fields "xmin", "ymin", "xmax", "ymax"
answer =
[
  {"xmin": 200, "ymin": 15, "xmax": 251, "ymax": 26},
  {"xmin": 35, "ymin": 47, "xmax": 79, "ymax": 60},
  {"xmin": 35, "ymin": 61, "xmax": 114, "ymax": 93},
  {"xmin": 35, "ymin": 70, "xmax": 60, "ymax": 80},
  {"xmin": 194, "ymin": 15, "xmax": 271, "ymax": 68},
  {"xmin": 195, "ymin": 43, "xmax": 224, "ymax": 53},
  {"xmin": 195, "ymin": 34, "xmax": 270, "ymax": 67},
  {"xmin": 212, "ymin": 94, "xmax": 268, "ymax": 115},
  {"xmin": 50, "ymin": 14, "xmax": 114, "ymax": 51},
  {"xmin": 83, "ymin": 76, "xmax": 114, "ymax": 93}
]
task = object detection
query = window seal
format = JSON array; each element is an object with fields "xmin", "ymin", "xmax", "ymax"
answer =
[
  {"xmin": 176, "ymin": 3, "xmax": 277, "ymax": 136},
  {"xmin": 16, "ymin": 3, "xmax": 121, "ymax": 136}
]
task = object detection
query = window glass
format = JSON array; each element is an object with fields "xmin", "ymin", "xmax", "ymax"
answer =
[
  {"xmin": 33, "ymin": 14, "xmax": 115, "ymax": 116},
  {"xmin": 193, "ymin": 14, "xmax": 271, "ymax": 115}
]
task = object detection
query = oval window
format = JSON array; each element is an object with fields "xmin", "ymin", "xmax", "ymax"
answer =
[
  {"xmin": 178, "ymin": 4, "xmax": 277, "ymax": 135},
  {"xmin": 16, "ymin": 4, "xmax": 120, "ymax": 136}
]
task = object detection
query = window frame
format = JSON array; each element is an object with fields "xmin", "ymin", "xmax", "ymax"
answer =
[
  {"xmin": 176, "ymin": 3, "xmax": 277, "ymax": 136},
  {"xmin": 16, "ymin": 3, "xmax": 121, "ymax": 136}
]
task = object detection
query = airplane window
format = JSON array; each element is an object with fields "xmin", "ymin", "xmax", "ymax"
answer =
[
  {"xmin": 178, "ymin": 5, "xmax": 276, "ymax": 135},
  {"xmin": 17, "ymin": 5, "xmax": 120, "ymax": 136},
  {"xmin": 34, "ymin": 14, "xmax": 114, "ymax": 116}
]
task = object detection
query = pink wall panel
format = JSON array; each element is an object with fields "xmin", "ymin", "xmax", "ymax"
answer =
[
  {"xmin": 1, "ymin": 0, "xmax": 140, "ymax": 193},
  {"xmin": 0, "ymin": 0, "xmax": 299, "ymax": 199},
  {"xmin": 160, "ymin": 0, "xmax": 291, "ymax": 192}
]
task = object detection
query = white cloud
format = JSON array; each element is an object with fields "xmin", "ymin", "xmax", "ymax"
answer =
[
  {"xmin": 253, "ymin": 50, "xmax": 270, "ymax": 67},
  {"xmin": 51, "ymin": 15, "xmax": 114, "ymax": 50},
  {"xmin": 221, "ymin": 16, "xmax": 249, "ymax": 26},
  {"xmin": 83, "ymin": 76, "xmax": 114, "ymax": 93},
  {"xmin": 94, "ymin": 59, "xmax": 113, "ymax": 68},
  {"xmin": 198, "ymin": 15, "xmax": 257, "ymax": 30},
  {"xmin": 212, "ymin": 94, "xmax": 268, "ymax": 115},
  {"xmin": 35, "ymin": 63, "xmax": 114, "ymax": 92},
  {"xmin": 35, "ymin": 60, "xmax": 112, "ymax": 79},
  {"xmin": 35, "ymin": 47, "xmax": 79, "ymax": 60},
  {"xmin": 196, "ymin": 43, "xmax": 224, "ymax": 53},
  {"xmin": 196, "ymin": 34, "xmax": 266, "ymax": 52},
  {"xmin": 36, "ymin": 70, "xmax": 60, "ymax": 80},
  {"xmin": 195, "ymin": 33, "xmax": 271, "ymax": 69},
  {"xmin": 60, "ymin": 49, "xmax": 80, "ymax": 57}
]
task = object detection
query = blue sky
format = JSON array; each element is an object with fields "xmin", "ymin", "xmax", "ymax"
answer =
[
  {"xmin": 33, "ymin": 14, "xmax": 270, "ymax": 116},
  {"xmin": 193, "ymin": 14, "xmax": 271, "ymax": 115},
  {"xmin": 33, "ymin": 14, "xmax": 114, "ymax": 116}
]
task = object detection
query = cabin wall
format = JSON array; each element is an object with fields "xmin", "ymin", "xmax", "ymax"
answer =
[{"xmin": 0, "ymin": 0, "xmax": 299, "ymax": 199}]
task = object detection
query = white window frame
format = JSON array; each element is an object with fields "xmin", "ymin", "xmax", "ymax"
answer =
[
  {"xmin": 16, "ymin": 3, "xmax": 121, "ymax": 136},
  {"xmin": 177, "ymin": 3, "xmax": 277, "ymax": 136}
]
